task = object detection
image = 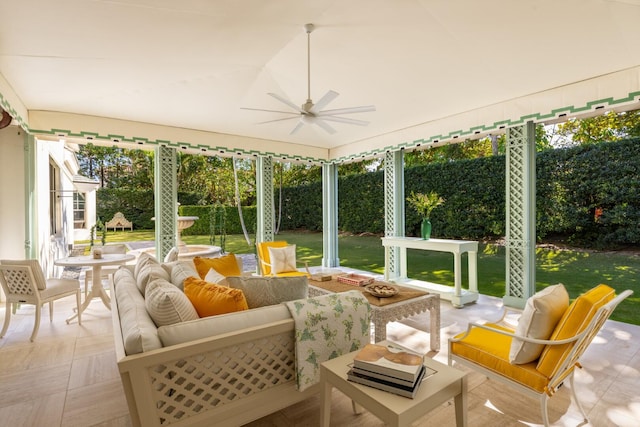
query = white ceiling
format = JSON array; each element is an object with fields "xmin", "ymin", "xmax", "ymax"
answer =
[{"xmin": 1, "ymin": 0, "xmax": 640, "ymax": 161}]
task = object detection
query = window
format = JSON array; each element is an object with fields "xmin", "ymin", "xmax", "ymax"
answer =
[
  {"xmin": 73, "ymin": 192, "xmax": 85, "ymax": 228},
  {"xmin": 49, "ymin": 161, "xmax": 62, "ymax": 234}
]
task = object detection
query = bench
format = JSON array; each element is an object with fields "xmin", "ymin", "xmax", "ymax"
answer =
[{"xmin": 105, "ymin": 212, "xmax": 133, "ymax": 231}]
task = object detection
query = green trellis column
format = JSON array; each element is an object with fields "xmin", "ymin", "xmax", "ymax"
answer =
[
  {"xmin": 154, "ymin": 145, "xmax": 177, "ymax": 261},
  {"xmin": 322, "ymin": 162, "xmax": 339, "ymax": 267},
  {"xmin": 256, "ymin": 156, "xmax": 274, "ymax": 243},
  {"xmin": 23, "ymin": 133, "xmax": 36, "ymax": 259},
  {"xmin": 504, "ymin": 121, "xmax": 536, "ymax": 308},
  {"xmin": 384, "ymin": 150, "xmax": 405, "ymax": 277}
]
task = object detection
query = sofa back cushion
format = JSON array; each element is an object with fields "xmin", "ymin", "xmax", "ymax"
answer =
[
  {"xmin": 509, "ymin": 284, "xmax": 569, "ymax": 364},
  {"xmin": 157, "ymin": 304, "xmax": 292, "ymax": 347},
  {"xmin": 225, "ymin": 276, "xmax": 308, "ymax": 309},
  {"xmin": 113, "ymin": 268, "xmax": 162, "ymax": 355},
  {"xmin": 536, "ymin": 284, "xmax": 615, "ymax": 377}
]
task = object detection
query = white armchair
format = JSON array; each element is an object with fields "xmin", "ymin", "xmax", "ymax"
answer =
[{"xmin": 0, "ymin": 259, "xmax": 81, "ymax": 341}]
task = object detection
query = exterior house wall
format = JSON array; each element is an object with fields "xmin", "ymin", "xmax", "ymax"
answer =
[
  {"xmin": 0, "ymin": 126, "xmax": 27, "ymax": 260},
  {"xmin": 0, "ymin": 126, "xmax": 26, "ymax": 302}
]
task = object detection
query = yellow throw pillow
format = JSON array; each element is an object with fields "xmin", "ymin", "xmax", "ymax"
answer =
[
  {"xmin": 184, "ymin": 276, "xmax": 248, "ymax": 317},
  {"xmin": 193, "ymin": 254, "xmax": 241, "ymax": 279},
  {"xmin": 536, "ymin": 284, "xmax": 615, "ymax": 377}
]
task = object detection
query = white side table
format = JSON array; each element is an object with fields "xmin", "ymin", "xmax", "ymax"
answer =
[
  {"xmin": 320, "ymin": 340, "xmax": 467, "ymax": 427},
  {"xmin": 382, "ymin": 237, "xmax": 478, "ymax": 307}
]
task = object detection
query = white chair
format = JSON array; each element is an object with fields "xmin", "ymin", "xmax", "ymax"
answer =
[
  {"xmin": 0, "ymin": 259, "xmax": 81, "ymax": 342},
  {"xmin": 84, "ymin": 244, "xmax": 127, "ymax": 297}
]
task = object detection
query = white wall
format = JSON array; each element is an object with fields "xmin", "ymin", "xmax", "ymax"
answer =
[{"xmin": 0, "ymin": 126, "xmax": 26, "ymax": 260}]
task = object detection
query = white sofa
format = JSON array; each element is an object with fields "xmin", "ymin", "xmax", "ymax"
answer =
[{"xmin": 110, "ymin": 259, "xmax": 332, "ymax": 427}]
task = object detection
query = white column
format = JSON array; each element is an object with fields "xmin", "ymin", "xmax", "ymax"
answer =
[
  {"xmin": 154, "ymin": 145, "xmax": 177, "ymax": 261},
  {"xmin": 256, "ymin": 156, "xmax": 274, "ymax": 243},
  {"xmin": 322, "ymin": 163, "xmax": 339, "ymax": 267},
  {"xmin": 504, "ymin": 121, "xmax": 536, "ymax": 308},
  {"xmin": 383, "ymin": 150, "xmax": 405, "ymax": 279}
]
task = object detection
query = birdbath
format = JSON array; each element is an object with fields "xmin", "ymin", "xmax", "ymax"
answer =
[{"xmin": 176, "ymin": 215, "xmax": 199, "ymax": 253}]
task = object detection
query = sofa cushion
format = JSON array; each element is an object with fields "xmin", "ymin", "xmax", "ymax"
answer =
[
  {"xmin": 165, "ymin": 260, "xmax": 199, "ymax": 290},
  {"xmin": 536, "ymin": 284, "xmax": 615, "ymax": 377},
  {"xmin": 136, "ymin": 263, "xmax": 169, "ymax": 294},
  {"xmin": 145, "ymin": 277, "xmax": 199, "ymax": 326},
  {"xmin": 225, "ymin": 276, "xmax": 308, "ymax": 309},
  {"xmin": 184, "ymin": 276, "xmax": 248, "ymax": 317},
  {"xmin": 157, "ymin": 304, "xmax": 292, "ymax": 347},
  {"xmin": 113, "ymin": 268, "xmax": 162, "ymax": 355},
  {"xmin": 134, "ymin": 252, "xmax": 159, "ymax": 279},
  {"xmin": 193, "ymin": 254, "xmax": 241, "ymax": 278},
  {"xmin": 268, "ymin": 245, "xmax": 297, "ymax": 274},
  {"xmin": 509, "ymin": 284, "xmax": 569, "ymax": 364}
]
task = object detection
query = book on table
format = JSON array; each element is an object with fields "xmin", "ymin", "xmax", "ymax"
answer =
[
  {"xmin": 352, "ymin": 343, "xmax": 425, "ymax": 382},
  {"xmin": 347, "ymin": 364, "xmax": 428, "ymax": 399},
  {"xmin": 350, "ymin": 363, "xmax": 436, "ymax": 387}
]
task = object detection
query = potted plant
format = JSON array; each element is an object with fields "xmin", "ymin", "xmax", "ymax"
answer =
[{"xmin": 407, "ymin": 191, "xmax": 445, "ymax": 239}]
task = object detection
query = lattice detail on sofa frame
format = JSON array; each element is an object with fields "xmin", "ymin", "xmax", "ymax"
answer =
[{"xmin": 148, "ymin": 332, "xmax": 295, "ymax": 425}]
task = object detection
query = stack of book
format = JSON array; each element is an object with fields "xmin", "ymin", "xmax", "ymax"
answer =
[{"xmin": 347, "ymin": 343, "xmax": 434, "ymax": 398}]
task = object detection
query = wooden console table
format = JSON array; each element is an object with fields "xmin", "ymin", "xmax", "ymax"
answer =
[{"xmin": 382, "ymin": 237, "xmax": 478, "ymax": 308}]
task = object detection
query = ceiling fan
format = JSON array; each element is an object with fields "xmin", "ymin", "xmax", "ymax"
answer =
[{"xmin": 242, "ymin": 23, "xmax": 375, "ymax": 135}]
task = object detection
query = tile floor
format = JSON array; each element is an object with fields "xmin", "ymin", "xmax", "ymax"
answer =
[{"xmin": 0, "ymin": 273, "xmax": 638, "ymax": 426}]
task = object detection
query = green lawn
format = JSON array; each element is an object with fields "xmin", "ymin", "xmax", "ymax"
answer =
[{"xmin": 97, "ymin": 230, "xmax": 640, "ymax": 325}]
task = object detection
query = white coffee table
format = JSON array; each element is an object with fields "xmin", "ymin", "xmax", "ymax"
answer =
[{"xmin": 319, "ymin": 341, "xmax": 467, "ymax": 427}]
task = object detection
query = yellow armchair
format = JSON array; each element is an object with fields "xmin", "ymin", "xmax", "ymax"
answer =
[
  {"xmin": 256, "ymin": 241, "xmax": 309, "ymax": 277},
  {"xmin": 448, "ymin": 285, "xmax": 632, "ymax": 426}
]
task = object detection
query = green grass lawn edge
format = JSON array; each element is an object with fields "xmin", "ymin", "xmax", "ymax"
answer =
[{"xmin": 87, "ymin": 230, "xmax": 640, "ymax": 325}]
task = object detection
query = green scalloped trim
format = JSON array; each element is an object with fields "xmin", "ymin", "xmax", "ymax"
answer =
[{"xmin": 4, "ymin": 90, "xmax": 640, "ymax": 164}]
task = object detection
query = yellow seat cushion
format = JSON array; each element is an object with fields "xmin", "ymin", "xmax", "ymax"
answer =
[
  {"xmin": 451, "ymin": 323, "xmax": 550, "ymax": 392},
  {"xmin": 536, "ymin": 284, "xmax": 615, "ymax": 378},
  {"xmin": 184, "ymin": 276, "xmax": 248, "ymax": 317},
  {"xmin": 193, "ymin": 254, "xmax": 241, "ymax": 279}
]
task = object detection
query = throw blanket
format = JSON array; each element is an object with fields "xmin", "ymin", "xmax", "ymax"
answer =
[{"xmin": 285, "ymin": 290, "xmax": 371, "ymax": 391}]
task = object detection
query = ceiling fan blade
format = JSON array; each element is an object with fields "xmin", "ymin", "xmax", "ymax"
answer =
[
  {"xmin": 320, "ymin": 115, "xmax": 370, "ymax": 126},
  {"xmin": 309, "ymin": 90, "xmax": 339, "ymax": 114},
  {"xmin": 314, "ymin": 118, "xmax": 337, "ymax": 134},
  {"xmin": 317, "ymin": 105, "xmax": 376, "ymax": 116},
  {"xmin": 290, "ymin": 120, "xmax": 305, "ymax": 135},
  {"xmin": 241, "ymin": 107, "xmax": 299, "ymax": 115},
  {"xmin": 258, "ymin": 116, "xmax": 301, "ymax": 125},
  {"xmin": 267, "ymin": 93, "xmax": 305, "ymax": 113}
]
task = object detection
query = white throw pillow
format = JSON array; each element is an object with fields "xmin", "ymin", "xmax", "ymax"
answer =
[
  {"xmin": 134, "ymin": 252, "xmax": 159, "ymax": 279},
  {"xmin": 136, "ymin": 263, "xmax": 169, "ymax": 294},
  {"xmin": 204, "ymin": 267, "xmax": 228, "ymax": 286},
  {"xmin": 226, "ymin": 276, "xmax": 308, "ymax": 308},
  {"xmin": 145, "ymin": 277, "xmax": 199, "ymax": 327},
  {"xmin": 268, "ymin": 245, "xmax": 297, "ymax": 274},
  {"xmin": 509, "ymin": 283, "xmax": 569, "ymax": 364},
  {"xmin": 168, "ymin": 261, "xmax": 199, "ymax": 290}
]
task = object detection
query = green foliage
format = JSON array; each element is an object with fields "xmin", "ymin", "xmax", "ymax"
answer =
[
  {"xmin": 179, "ymin": 205, "xmax": 257, "ymax": 236},
  {"xmin": 89, "ymin": 218, "xmax": 106, "ymax": 247},
  {"xmin": 406, "ymin": 191, "xmax": 445, "ymax": 218}
]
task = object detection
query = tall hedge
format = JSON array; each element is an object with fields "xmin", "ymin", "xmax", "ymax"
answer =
[{"xmin": 97, "ymin": 138, "xmax": 640, "ymax": 249}]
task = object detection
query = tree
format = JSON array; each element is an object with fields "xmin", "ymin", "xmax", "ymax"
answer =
[{"xmin": 548, "ymin": 110, "xmax": 640, "ymax": 147}]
